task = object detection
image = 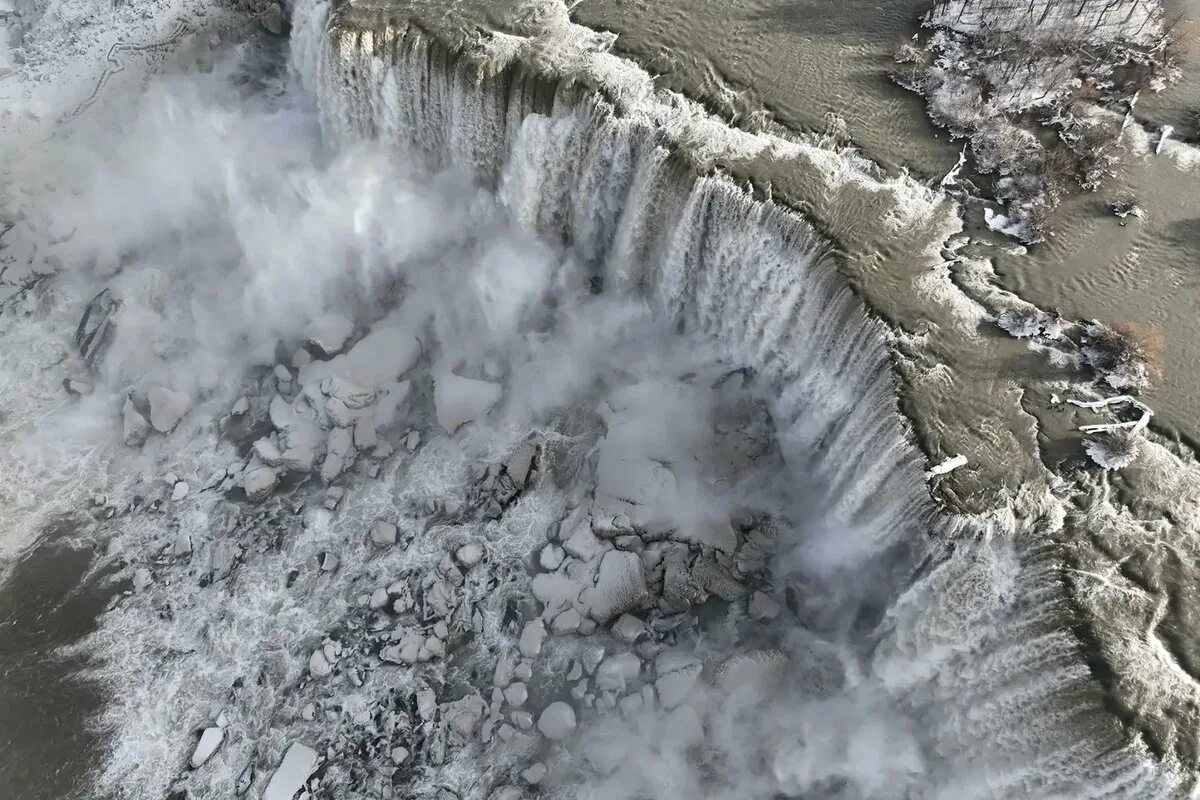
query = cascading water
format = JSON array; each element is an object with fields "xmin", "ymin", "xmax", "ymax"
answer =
[
  {"xmin": 0, "ymin": 0, "xmax": 1190, "ymax": 798},
  {"xmin": 312, "ymin": 4, "xmax": 1185, "ymax": 798}
]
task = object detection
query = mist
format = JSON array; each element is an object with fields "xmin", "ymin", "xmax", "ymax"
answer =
[{"xmin": 0, "ymin": 1, "xmax": 1179, "ymax": 799}]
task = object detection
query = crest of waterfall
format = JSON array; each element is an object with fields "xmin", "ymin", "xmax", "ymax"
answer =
[{"xmin": 313, "ymin": 5, "xmax": 1185, "ymax": 796}]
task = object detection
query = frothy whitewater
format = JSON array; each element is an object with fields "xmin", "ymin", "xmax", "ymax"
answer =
[{"xmin": 0, "ymin": 0, "xmax": 1184, "ymax": 798}]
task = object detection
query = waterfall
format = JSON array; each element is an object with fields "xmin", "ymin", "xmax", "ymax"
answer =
[{"xmin": 314, "ymin": 6, "xmax": 1185, "ymax": 797}]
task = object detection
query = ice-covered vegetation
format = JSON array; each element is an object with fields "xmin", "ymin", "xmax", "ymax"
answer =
[{"xmin": 895, "ymin": 0, "xmax": 1174, "ymax": 240}]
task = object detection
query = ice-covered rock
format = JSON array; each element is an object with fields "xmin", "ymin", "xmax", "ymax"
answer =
[
  {"xmin": 344, "ymin": 327, "xmax": 421, "ymax": 387},
  {"xmin": 519, "ymin": 619, "xmax": 546, "ymax": 659},
  {"xmin": 655, "ymin": 652, "xmax": 703, "ymax": 709},
  {"xmin": 522, "ymin": 763, "xmax": 547, "ymax": 784},
  {"xmin": 263, "ymin": 742, "xmax": 318, "ymax": 800},
  {"xmin": 370, "ymin": 521, "xmax": 398, "ymax": 547},
  {"xmin": 551, "ymin": 607, "xmax": 582, "ymax": 634},
  {"xmin": 748, "ymin": 591, "xmax": 781, "ymax": 621},
  {"xmin": 490, "ymin": 787, "xmax": 526, "ymax": 800},
  {"xmin": 172, "ymin": 530, "xmax": 192, "ymax": 557},
  {"xmin": 455, "ymin": 543, "xmax": 484, "ymax": 567},
  {"xmin": 537, "ymin": 702, "xmax": 576, "ymax": 740},
  {"xmin": 582, "ymin": 550, "xmax": 649, "ymax": 623},
  {"xmin": 309, "ymin": 648, "xmax": 332, "ymax": 678},
  {"xmin": 147, "ymin": 386, "xmax": 192, "ymax": 433},
  {"xmin": 122, "ymin": 398, "xmax": 150, "ymax": 447},
  {"xmin": 243, "ymin": 465, "xmax": 280, "ymax": 503},
  {"xmin": 434, "ymin": 371, "xmax": 503, "ymax": 433},
  {"xmin": 503, "ymin": 682, "xmax": 528, "ymax": 708},
  {"xmin": 76, "ymin": 289, "xmax": 117, "ymax": 366},
  {"xmin": 611, "ymin": 613, "xmax": 647, "ymax": 643},
  {"xmin": 190, "ymin": 726, "xmax": 225, "ymax": 769},
  {"xmin": 595, "ymin": 652, "xmax": 641, "ymax": 691},
  {"xmin": 306, "ymin": 313, "xmax": 354, "ymax": 355},
  {"xmin": 539, "ymin": 543, "xmax": 565, "ymax": 571}
]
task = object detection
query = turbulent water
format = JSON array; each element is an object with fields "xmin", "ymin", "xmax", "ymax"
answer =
[{"xmin": 0, "ymin": 0, "xmax": 1197, "ymax": 798}]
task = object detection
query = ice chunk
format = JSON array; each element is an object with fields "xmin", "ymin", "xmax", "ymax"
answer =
[
  {"xmin": 147, "ymin": 386, "xmax": 192, "ymax": 433},
  {"xmin": 503, "ymin": 682, "xmax": 528, "ymax": 708},
  {"xmin": 263, "ymin": 742, "xmax": 318, "ymax": 800},
  {"xmin": 655, "ymin": 652, "xmax": 702, "ymax": 709},
  {"xmin": 172, "ymin": 531, "xmax": 192, "ymax": 557},
  {"xmin": 455, "ymin": 543, "xmax": 484, "ymax": 567},
  {"xmin": 581, "ymin": 550, "xmax": 648, "ymax": 623},
  {"xmin": 243, "ymin": 466, "xmax": 279, "ymax": 503},
  {"xmin": 309, "ymin": 648, "xmax": 332, "ymax": 678},
  {"xmin": 748, "ymin": 591, "xmax": 781, "ymax": 621},
  {"xmin": 595, "ymin": 652, "xmax": 641, "ymax": 692},
  {"xmin": 190, "ymin": 726, "xmax": 225, "ymax": 768},
  {"xmin": 434, "ymin": 371, "xmax": 502, "ymax": 433},
  {"xmin": 611, "ymin": 614, "xmax": 646, "ymax": 643},
  {"xmin": 519, "ymin": 619, "xmax": 546, "ymax": 659},
  {"xmin": 122, "ymin": 398, "xmax": 150, "ymax": 447},
  {"xmin": 539, "ymin": 544, "xmax": 565, "ymax": 571},
  {"xmin": 344, "ymin": 327, "xmax": 421, "ymax": 387},
  {"xmin": 537, "ymin": 702, "xmax": 576, "ymax": 740},
  {"xmin": 306, "ymin": 313, "xmax": 354, "ymax": 355},
  {"xmin": 522, "ymin": 763, "xmax": 547, "ymax": 784},
  {"xmin": 370, "ymin": 521, "xmax": 398, "ymax": 547}
]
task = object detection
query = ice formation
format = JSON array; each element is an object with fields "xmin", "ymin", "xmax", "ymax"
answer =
[
  {"xmin": 0, "ymin": 0, "xmax": 1195, "ymax": 798},
  {"xmin": 895, "ymin": 0, "xmax": 1173, "ymax": 239}
]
